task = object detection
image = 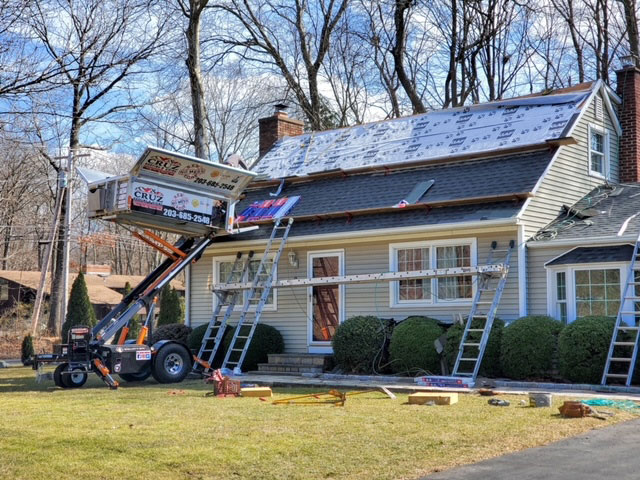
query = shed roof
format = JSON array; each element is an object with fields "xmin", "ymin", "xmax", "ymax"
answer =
[{"xmin": 545, "ymin": 245, "xmax": 635, "ymax": 266}]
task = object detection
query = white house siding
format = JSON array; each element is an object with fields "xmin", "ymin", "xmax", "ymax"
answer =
[
  {"xmin": 188, "ymin": 226, "xmax": 519, "ymax": 353},
  {"xmin": 519, "ymin": 91, "xmax": 620, "ymax": 240}
]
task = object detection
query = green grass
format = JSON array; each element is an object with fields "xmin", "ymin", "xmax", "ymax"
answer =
[{"xmin": 0, "ymin": 367, "xmax": 636, "ymax": 480}]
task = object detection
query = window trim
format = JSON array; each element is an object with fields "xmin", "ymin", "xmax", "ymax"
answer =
[
  {"xmin": 388, "ymin": 238, "xmax": 477, "ymax": 308},
  {"xmin": 546, "ymin": 262, "xmax": 626, "ymax": 323},
  {"xmin": 212, "ymin": 254, "xmax": 277, "ymax": 312},
  {"xmin": 588, "ymin": 124, "xmax": 609, "ymax": 179}
]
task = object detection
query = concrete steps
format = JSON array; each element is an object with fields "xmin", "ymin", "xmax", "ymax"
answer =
[{"xmin": 256, "ymin": 353, "xmax": 332, "ymax": 375}]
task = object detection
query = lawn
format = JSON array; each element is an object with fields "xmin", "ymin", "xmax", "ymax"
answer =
[{"xmin": 0, "ymin": 367, "xmax": 636, "ymax": 480}]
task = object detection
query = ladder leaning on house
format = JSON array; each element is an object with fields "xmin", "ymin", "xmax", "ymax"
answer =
[
  {"xmin": 221, "ymin": 217, "xmax": 293, "ymax": 372},
  {"xmin": 451, "ymin": 240, "xmax": 515, "ymax": 380},
  {"xmin": 193, "ymin": 217, "xmax": 294, "ymax": 375},
  {"xmin": 601, "ymin": 231, "xmax": 640, "ymax": 386},
  {"xmin": 191, "ymin": 251, "xmax": 253, "ymax": 375}
]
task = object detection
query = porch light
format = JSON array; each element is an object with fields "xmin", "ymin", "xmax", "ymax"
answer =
[{"xmin": 288, "ymin": 250, "xmax": 298, "ymax": 268}]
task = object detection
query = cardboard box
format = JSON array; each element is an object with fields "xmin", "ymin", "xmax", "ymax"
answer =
[
  {"xmin": 241, "ymin": 387, "xmax": 273, "ymax": 398},
  {"xmin": 408, "ymin": 392, "xmax": 458, "ymax": 405}
]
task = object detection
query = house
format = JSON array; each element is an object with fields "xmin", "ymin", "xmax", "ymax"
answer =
[
  {"xmin": 185, "ymin": 64, "xmax": 639, "ymax": 357},
  {"xmin": 0, "ymin": 270, "xmax": 184, "ymax": 318}
]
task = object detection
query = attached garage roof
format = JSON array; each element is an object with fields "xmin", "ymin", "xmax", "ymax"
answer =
[{"xmin": 545, "ymin": 245, "xmax": 634, "ymax": 266}]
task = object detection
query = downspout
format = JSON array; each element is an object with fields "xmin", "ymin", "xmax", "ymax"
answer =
[{"xmin": 517, "ymin": 223, "xmax": 528, "ymax": 317}]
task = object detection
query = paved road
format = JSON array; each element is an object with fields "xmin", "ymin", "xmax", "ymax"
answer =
[{"xmin": 423, "ymin": 418, "xmax": 640, "ymax": 480}]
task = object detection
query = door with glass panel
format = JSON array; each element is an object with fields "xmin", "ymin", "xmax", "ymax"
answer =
[{"xmin": 308, "ymin": 251, "xmax": 343, "ymax": 348}]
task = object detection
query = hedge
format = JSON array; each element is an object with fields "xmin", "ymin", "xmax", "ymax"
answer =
[
  {"xmin": 558, "ymin": 315, "xmax": 615, "ymax": 384},
  {"xmin": 500, "ymin": 315, "xmax": 563, "ymax": 380},
  {"xmin": 332, "ymin": 316, "xmax": 389, "ymax": 373},
  {"xmin": 389, "ymin": 316, "xmax": 443, "ymax": 375}
]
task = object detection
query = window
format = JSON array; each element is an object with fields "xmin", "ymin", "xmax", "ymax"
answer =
[
  {"xmin": 216, "ymin": 257, "xmax": 276, "ymax": 309},
  {"xmin": 575, "ymin": 268, "xmax": 620, "ymax": 317},
  {"xmin": 556, "ymin": 271, "xmax": 567, "ymax": 323},
  {"xmin": 589, "ymin": 125, "xmax": 608, "ymax": 177},
  {"xmin": 390, "ymin": 239, "xmax": 475, "ymax": 306},
  {"xmin": 548, "ymin": 265, "xmax": 624, "ymax": 323}
]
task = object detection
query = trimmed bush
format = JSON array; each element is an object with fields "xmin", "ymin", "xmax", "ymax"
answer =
[
  {"xmin": 157, "ymin": 286, "xmax": 184, "ymax": 326},
  {"xmin": 389, "ymin": 316, "xmax": 444, "ymax": 375},
  {"xmin": 188, "ymin": 324, "xmax": 209, "ymax": 352},
  {"xmin": 332, "ymin": 316, "xmax": 389, "ymax": 373},
  {"xmin": 558, "ymin": 316, "xmax": 615, "ymax": 384},
  {"xmin": 500, "ymin": 315, "xmax": 563, "ymax": 380},
  {"xmin": 61, "ymin": 272, "xmax": 97, "ymax": 341},
  {"xmin": 444, "ymin": 318, "xmax": 504, "ymax": 377},
  {"xmin": 222, "ymin": 323, "xmax": 284, "ymax": 371},
  {"xmin": 21, "ymin": 334, "xmax": 35, "ymax": 366},
  {"xmin": 151, "ymin": 323, "xmax": 192, "ymax": 345}
]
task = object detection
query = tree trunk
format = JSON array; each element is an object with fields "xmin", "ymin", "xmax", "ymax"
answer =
[
  {"xmin": 393, "ymin": 0, "xmax": 426, "ymax": 113},
  {"xmin": 185, "ymin": 1, "xmax": 210, "ymax": 160}
]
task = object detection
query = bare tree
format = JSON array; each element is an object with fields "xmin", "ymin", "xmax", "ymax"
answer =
[
  {"xmin": 210, "ymin": 0, "xmax": 349, "ymax": 131},
  {"xmin": 26, "ymin": 0, "xmax": 168, "ymax": 334},
  {"xmin": 620, "ymin": 0, "xmax": 640, "ymax": 61}
]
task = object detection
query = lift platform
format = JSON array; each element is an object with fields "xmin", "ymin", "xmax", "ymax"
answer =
[{"xmin": 81, "ymin": 146, "xmax": 256, "ymax": 236}]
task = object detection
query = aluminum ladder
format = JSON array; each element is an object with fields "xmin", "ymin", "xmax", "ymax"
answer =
[
  {"xmin": 192, "ymin": 251, "xmax": 252, "ymax": 375},
  {"xmin": 601, "ymin": 234, "xmax": 640, "ymax": 386},
  {"xmin": 221, "ymin": 217, "xmax": 294, "ymax": 372},
  {"xmin": 452, "ymin": 240, "xmax": 515, "ymax": 380}
]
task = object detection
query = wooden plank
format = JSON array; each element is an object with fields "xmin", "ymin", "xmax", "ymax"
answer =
[{"xmin": 408, "ymin": 392, "xmax": 459, "ymax": 405}]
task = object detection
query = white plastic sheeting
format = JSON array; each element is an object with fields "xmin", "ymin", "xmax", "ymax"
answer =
[{"xmin": 253, "ymin": 91, "xmax": 591, "ymax": 179}]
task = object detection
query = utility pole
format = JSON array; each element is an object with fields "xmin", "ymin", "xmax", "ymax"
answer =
[{"xmin": 59, "ymin": 150, "xmax": 90, "ymax": 330}]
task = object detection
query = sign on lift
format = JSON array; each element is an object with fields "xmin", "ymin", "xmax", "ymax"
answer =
[{"xmin": 81, "ymin": 147, "xmax": 257, "ymax": 237}]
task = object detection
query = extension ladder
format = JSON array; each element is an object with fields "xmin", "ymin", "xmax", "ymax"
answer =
[
  {"xmin": 601, "ymin": 234, "xmax": 640, "ymax": 386},
  {"xmin": 192, "ymin": 251, "xmax": 252, "ymax": 375},
  {"xmin": 452, "ymin": 240, "xmax": 515, "ymax": 380},
  {"xmin": 221, "ymin": 217, "xmax": 294, "ymax": 372}
]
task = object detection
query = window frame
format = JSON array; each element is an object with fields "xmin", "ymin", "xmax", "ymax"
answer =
[
  {"xmin": 588, "ymin": 124, "xmax": 609, "ymax": 179},
  {"xmin": 546, "ymin": 262, "xmax": 627, "ymax": 323},
  {"xmin": 388, "ymin": 238, "xmax": 477, "ymax": 308},
  {"xmin": 212, "ymin": 254, "xmax": 277, "ymax": 312}
]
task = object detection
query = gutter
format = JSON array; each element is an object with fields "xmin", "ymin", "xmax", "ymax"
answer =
[
  {"xmin": 527, "ymin": 235, "xmax": 638, "ymax": 248},
  {"xmin": 205, "ymin": 217, "xmax": 519, "ymax": 251}
]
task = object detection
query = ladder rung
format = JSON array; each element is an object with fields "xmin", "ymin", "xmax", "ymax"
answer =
[
  {"xmin": 624, "ymin": 297, "xmax": 640, "ymax": 301},
  {"xmin": 610, "ymin": 357, "xmax": 633, "ymax": 362},
  {"xmin": 235, "ymin": 336, "xmax": 250, "ymax": 340},
  {"xmin": 459, "ymin": 357, "xmax": 478, "ymax": 362},
  {"xmin": 619, "ymin": 312, "xmax": 640, "ymax": 315},
  {"xmin": 618, "ymin": 326, "xmax": 640, "ymax": 331},
  {"xmin": 467, "ymin": 328, "xmax": 485, "ymax": 332},
  {"xmin": 614, "ymin": 342, "xmax": 636, "ymax": 346},
  {"xmin": 605, "ymin": 373, "xmax": 629, "ymax": 378},
  {"xmin": 462, "ymin": 343, "xmax": 481, "ymax": 347},
  {"xmin": 454, "ymin": 372, "xmax": 474, "ymax": 376},
  {"xmin": 231, "ymin": 348, "xmax": 244, "ymax": 352}
]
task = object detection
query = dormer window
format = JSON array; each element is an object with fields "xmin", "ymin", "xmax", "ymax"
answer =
[{"xmin": 589, "ymin": 125, "xmax": 608, "ymax": 178}]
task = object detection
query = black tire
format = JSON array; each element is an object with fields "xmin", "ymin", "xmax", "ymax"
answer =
[
  {"xmin": 63, "ymin": 366, "xmax": 88, "ymax": 388},
  {"xmin": 54, "ymin": 363, "xmax": 67, "ymax": 388},
  {"xmin": 119, "ymin": 365, "xmax": 152, "ymax": 383},
  {"xmin": 151, "ymin": 343, "xmax": 191, "ymax": 384}
]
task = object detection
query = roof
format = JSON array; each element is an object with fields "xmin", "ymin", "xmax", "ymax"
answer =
[
  {"xmin": 531, "ymin": 184, "xmax": 640, "ymax": 243},
  {"xmin": 253, "ymin": 86, "xmax": 595, "ymax": 179},
  {"xmin": 220, "ymin": 200, "xmax": 523, "ymax": 243},
  {"xmin": 0, "ymin": 271, "xmax": 184, "ymax": 306},
  {"xmin": 545, "ymin": 245, "xmax": 635, "ymax": 266}
]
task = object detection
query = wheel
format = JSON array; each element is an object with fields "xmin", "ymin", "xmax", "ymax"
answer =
[
  {"xmin": 151, "ymin": 343, "xmax": 191, "ymax": 384},
  {"xmin": 64, "ymin": 367, "xmax": 88, "ymax": 388},
  {"xmin": 53, "ymin": 363, "xmax": 67, "ymax": 388},
  {"xmin": 119, "ymin": 365, "xmax": 152, "ymax": 383}
]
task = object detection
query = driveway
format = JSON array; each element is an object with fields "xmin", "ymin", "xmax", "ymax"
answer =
[{"xmin": 423, "ymin": 418, "xmax": 640, "ymax": 479}]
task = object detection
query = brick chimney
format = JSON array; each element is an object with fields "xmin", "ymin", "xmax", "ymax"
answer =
[
  {"xmin": 258, "ymin": 104, "xmax": 304, "ymax": 157},
  {"xmin": 617, "ymin": 60, "xmax": 640, "ymax": 183}
]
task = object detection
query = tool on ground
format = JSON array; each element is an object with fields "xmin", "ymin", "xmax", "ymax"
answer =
[
  {"xmin": 205, "ymin": 369, "xmax": 242, "ymax": 397},
  {"xmin": 602, "ymin": 229, "xmax": 640, "ymax": 386},
  {"xmin": 529, "ymin": 392, "xmax": 552, "ymax": 407},
  {"xmin": 272, "ymin": 388, "xmax": 390, "ymax": 406},
  {"xmin": 488, "ymin": 398, "xmax": 510, "ymax": 407}
]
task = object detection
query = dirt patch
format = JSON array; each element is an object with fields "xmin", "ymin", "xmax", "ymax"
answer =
[{"xmin": 0, "ymin": 334, "xmax": 59, "ymax": 360}]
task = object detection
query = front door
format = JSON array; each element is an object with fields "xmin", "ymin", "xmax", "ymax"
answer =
[{"xmin": 308, "ymin": 251, "xmax": 343, "ymax": 352}]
